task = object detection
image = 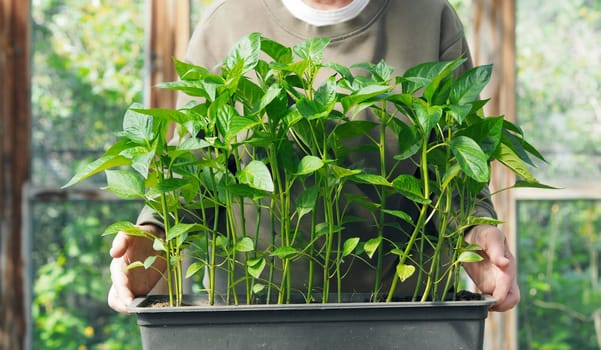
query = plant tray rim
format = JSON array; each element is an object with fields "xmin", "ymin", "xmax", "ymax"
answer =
[{"xmin": 129, "ymin": 294, "xmax": 496, "ymax": 314}]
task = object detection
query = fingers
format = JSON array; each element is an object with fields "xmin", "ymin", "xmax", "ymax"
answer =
[
  {"xmin": 109, "ymin": 256, "xmax": 135, "ymax": 313},
  {"xmin": 490, "ymin": 279, "xmax": 520, "ymax": 312},
  {"xmin": 464, "ymin": 225, "xmax": 521, "ymax": 312},
  {"xmin": 108, "ymin": 226, "xmax": 163, "ymax": 313}
]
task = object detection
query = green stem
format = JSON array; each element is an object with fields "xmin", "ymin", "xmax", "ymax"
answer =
[
  {"xmin": 421, "ymin": 188, "xmax": 450, "ymax": 302},
  {"xmin": 373, "ymin": 107, "xmax": 389, "ymax": 300},
  {"xmin": 322, "ymin": 181, "xmax": 335, "ymax": 304},
  {"xmin": 386, "ymin": 134, "xmax": 430, "ymax": 302},
  {"xmin": 306, "ymin": 198, "xmax": 318, "ymax": 302}
]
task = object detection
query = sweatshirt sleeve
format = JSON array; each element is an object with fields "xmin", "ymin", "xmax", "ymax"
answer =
[{"xmin": 439, "ymin": 2, "xmax": 474, "ymax": 76}]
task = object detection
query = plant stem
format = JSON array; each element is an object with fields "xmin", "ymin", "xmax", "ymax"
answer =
[
  {"xmin": 421, "ymin": 186, "xmax": 451, "ymax": 302},
  {"xmin": 386, "ymin": 134, "xmax": 430, "ymax": 302},
  {"xmin": 373, "ymin": 105, "xmax": 389, "ymax": 300},
  {"xmin": 322, "ymin": 180, "xmax": 335, "ymax": 304}
]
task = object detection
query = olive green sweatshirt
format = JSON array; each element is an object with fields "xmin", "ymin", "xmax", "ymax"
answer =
[{"xmin": 137, "ymin": 0, "xmax": 497, "ymax": 300}]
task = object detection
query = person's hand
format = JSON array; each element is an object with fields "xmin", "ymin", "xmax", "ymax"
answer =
[
  {"xmin": 462, "ymin": 224, "xmax": 520, "ymax": 312},
  {"xmin": 108, "ymin": 224, "xmax": 166, "ymax": 313}
]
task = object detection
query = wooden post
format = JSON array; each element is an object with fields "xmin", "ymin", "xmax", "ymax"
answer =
[
  {"xmin": 471, "ymin": 0, "xmax": 518, "ymax": 349},
  {"xmin": 0, "ymin": 0, "xmax": 31, "ymax": 349},
  {"xmin": 146, "ymin": 0, "xmax": 190, "ymax": 109}
]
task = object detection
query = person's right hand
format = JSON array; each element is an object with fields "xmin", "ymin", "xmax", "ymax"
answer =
[{"xmin": 108, "ymin": 224, "xmax": 166, "ymax": 313}]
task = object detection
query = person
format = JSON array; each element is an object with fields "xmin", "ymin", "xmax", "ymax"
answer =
[{"xmin": 108, "ymin": 0, "xmax": 520, "ymax": 313}]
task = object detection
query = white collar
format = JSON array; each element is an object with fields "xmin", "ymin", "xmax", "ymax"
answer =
[{"xmin": 282, "ymin": 0, "xmax": 370, "ymax": 27}]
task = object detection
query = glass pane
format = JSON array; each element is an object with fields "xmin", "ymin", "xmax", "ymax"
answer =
[
  {"xmin": 31, "ymin": 0, "xmax": 145, "ymax": 188},
  {"xmin": 31, "ymin": 200, "xmax": 143, "ymax": 349},
  {"xmin": 516, "ymin": 1, "xmax": 601, "ymax": 184},
  {"xmin": 30, "ymin": 1, "xmax": 147, "ymax": 349},
  {"xmin": 517, "ymin": 200, "xmax": 601, "ymax": 349}
]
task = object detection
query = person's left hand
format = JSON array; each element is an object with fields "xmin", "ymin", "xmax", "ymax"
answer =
[{"xmin": 462, "ymin": 224, "xmax": 520, "ymax": 312}]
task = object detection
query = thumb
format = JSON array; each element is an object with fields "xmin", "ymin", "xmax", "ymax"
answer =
[{"xmin": 109, "ymin": 231, "xmax": 130, "ymax": 258}]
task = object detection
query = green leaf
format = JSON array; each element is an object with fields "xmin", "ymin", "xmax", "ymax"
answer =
[
  {"xmin": 292, "ymin": 37, "xmax": 330, "ymax": 62},
  {"xmin": 126, "ymin": 261, "xmax": 144, "ymax": 270},
  {"xmin": 355, "ymin": 59, "xmax": 394, "ymax": 83},
  {"xmin": 63, "ymin": 155, "xmax": 130, "ymax": 188},
  {"xmin": 494, "ymin": 142, "xmax": 538, "ymax": 183},
  {"xmin": 450, "ymin": 64, "xmax": 493, "ymax": 105},
  {"xmin": 392, "ymin": 175, "xmax": 430, "ymax": 204},
  {"xmin": 324, "ymin": 62, "xmax": 354, "ymax": 82},
  {"xmin": 260, "ymin": 37, "xmax": 293, "ymax": 63},
  {"xmin": 394, "ymin": 123, "xmax": 422, "ymax": 160},
  {"xmin": 401, "ymin": 59, "xmax": 466, "ymax": 95},
  {"xmin": 296, "ymin": 77, "xmax": 337, "ymax": 120},
  {"xmin": 450, "ymin": 136, "xmax": 490, "ymax": 183},
  {"xmin": 247, "ymin": 257, "xmax": 266, "ymax": 279},
  {"xmin": 329, "ymin": 164, "xmax": 361, "ymax": 179},
  {"xmin": 252, "ymin": 283, "xmax": 266, "ymax": 295},
  {"xmin": 271, "ymin": 246, "xmax": 297, "ymax": 259},
  {"xmin": 467, "ymin": 216, "xmax": 504, "ymax": 226},
  {"xmin": 423, "ymin": 58, "xmax": 467, "ymax": 102},
  {"xmin": 158, "ymin": 77, "xmax": 223, "ymax": 100},
  {"xmin": 185, "ymin": 262, "xmax": 206, "ymax": 279},
  {"xmin": 295, "ymin": 185, "xmax": 319, "ymax": 218},
  {"xmin": 254, "ymin": 83, "xmax": 282, "ymax": 113},
  {"xmin": 352, "ymin": 173, "xmax": 392, "ymax": 187},
  {"xmin": 333, "ymin": 120, "xmax": 378, "ymax": 139},
  {"xmin": 441, "ymin": 163, "xmax": 461, "ymax": 190},
  {"xmin": 211, "ymin": 96, "xmax": 236, "ymax": 140},
  {"xmin": 152, "ymin": 239, "xmax": 166, "ymax": 252},
  {"xmin": 172, "ymin": 57, "xmax": 209, "ymax": 80},
  {"xmin": 104, "ymin": 170, "xmax": 145, "ymax": 199},
  {"xmin": 414, "ymin": 100, "xmax": 442, "ymax": 134},
  {"xmin": 131, "ymin": 148, "xmax": 155, "ymax": 179},
  {"xmin": 223, "ymin": 32, "xmax": 261, "ymax": 74},
  {"xmin": 364, "ymin": 236, "xmax": 382, "ymax": 259},
  {"xmin": 147, "ymin": 178, "xmax": 190, "ymax": 197},
  {"xmin": 295, "ymin": 155, "xmax": 324, "ymax": 175},
  {"xmin": 501, "ymin": 129, "xmax": 548, "ymax": 169},
  {"xmin": 464, "ymin": 244, "xmax": 482, "ymax": 251},
  {"xmin": 457, "ymin": 251, "xmax": 484, "ymax": 263},
  {"xmin": 502, "ymin": 120, "xmax": 546, "ymax": 162},
  {"xmin": 314, "ymin": 77, "xmax": 338, "ymax": 110},
  {"xmin": 215, "ymin": 235, "xmax": 229, "ymax": 250},
  {"xmin": 130, "ymin": 107, "xmax": 189, "ymax": 124},
  {"xmin": 381, "ymin": 209, "xmax": 413, "ymax": 224},
  {"xmin": 513, "ymin": 180, "xmax": 557, "ymax": 190},
  {"xmin": 166, "ymin": 223, "xmax": 204, "ymax": 242},
  {"xmin": 446, "ymin": 104, "xmax": 473, "ymax": 124},
  {"xmin": 225, "ymin": 115, "xmax": 259, "ymax": 141},
  {"xmin": 120, "ymin": 106, "xmax": 155, "ymax": 144},
  {"xmin": 236, "ymin": 76, "xmax": 263, "ymax": 108},
  {"xmin": 275, "ymin": 138, "xmax": 299, "ymax": 174},
  {"xmin": 235, "ymin": 237, "xmax": 255, "ymax": 252},
  {"xmin": 177, "ymin": 137, "xmax": 211, "ymax": 151},
  {"xmin": 396, "ymin": 264, "xmax": 416, "ymax": 282},
  {"xmin": 457, "ymin": 116, "xmax": 504, "ymax": 156},
  {"xmin": 237, "ymin": 160, "xmax": 274, "ymax": 192},
  {"xmin": 102, "ymin": 221, "xmax": 137, "ymax": 236},
  {"xmin": 143, "ymin": 255, "xmax": 158, "ymax": 269},
  {"xmin": 342, "ymin": 237, "xmax": 360, "ymax": 257},
  {"xmin": 341, "ymin": 84, "xmax": 390, "ymax": 113}
]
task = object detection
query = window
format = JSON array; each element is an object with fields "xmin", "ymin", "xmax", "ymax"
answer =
[
  {"xmin": 30, "ymin": 1, "xmax": 145, "ymax": 348},
  {"xmin": 516, "ymin": 1, "xmax": 601, "ymax": 349}
]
